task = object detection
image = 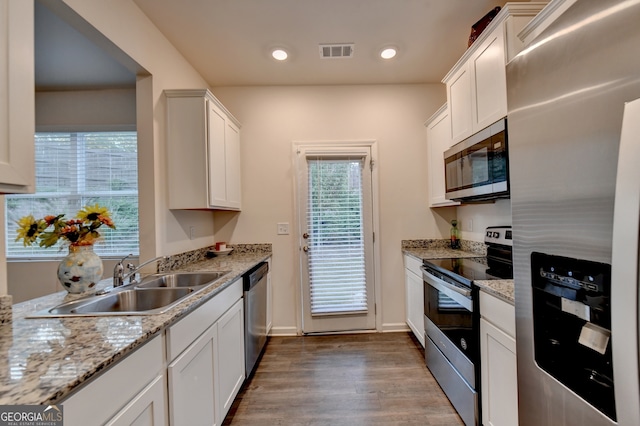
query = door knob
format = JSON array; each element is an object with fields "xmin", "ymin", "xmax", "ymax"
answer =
[
  {"xmin": 303, "ymin": 246, "xmax": 308, "ymax": 252},
  {"xmin": 303, "ymin": 232, "xmax": 309, "ymax": 239}
]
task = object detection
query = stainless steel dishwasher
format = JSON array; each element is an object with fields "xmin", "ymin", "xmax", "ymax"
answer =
[{"xmin": 243, "ymin": 261, "xmax": 269, "ymax": 377}]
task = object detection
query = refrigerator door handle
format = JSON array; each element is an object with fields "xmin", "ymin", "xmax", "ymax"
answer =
[{"xmin": 611, "ymin": 96, "xmax": 640, "ymax": 426}]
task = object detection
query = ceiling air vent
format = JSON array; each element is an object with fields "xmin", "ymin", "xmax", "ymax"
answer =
[{"xmin": 319, "ymin": 43, "xmax": 354, "ymax": 59}]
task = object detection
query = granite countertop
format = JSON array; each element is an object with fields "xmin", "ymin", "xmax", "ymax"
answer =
[
  {"xmin": 0, "ymin": 246, "xmax": 271, "ymax": 406},
  {"xmin": 403, "ymin": 246, "xmax": 484, "ymax": 261},
  {"xmin": 401, "ymin": 238, "xmax": 486, "ymax": 261},
  {"xmin": 474, "ymin": 280, "xmax": 515, "ymax": 305},
  {"xmin": 402, "ymin": 238, "xmax": 514, "ymax": 304}
]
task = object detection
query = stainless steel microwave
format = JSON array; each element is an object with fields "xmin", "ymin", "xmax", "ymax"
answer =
[{"xmin": 444, "ymin": 118, "xmax": 509, "ymax": 202}]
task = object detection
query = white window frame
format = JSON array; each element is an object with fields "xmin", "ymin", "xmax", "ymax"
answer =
[{"xmin": 5, "ymin": 130, "xmax": 139, "ymax": 259}]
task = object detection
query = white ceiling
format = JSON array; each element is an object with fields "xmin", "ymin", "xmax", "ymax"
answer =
[{"xmin": 35, "ymin": 0, "xmax": 535, "ymax": 89}]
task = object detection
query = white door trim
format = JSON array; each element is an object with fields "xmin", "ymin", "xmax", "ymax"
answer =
[{"xmin": 291, "ymin": 140, "xmax": 381, "ymax": 334}]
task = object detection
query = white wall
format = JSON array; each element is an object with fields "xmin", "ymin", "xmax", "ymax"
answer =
[
  {"xmin": 5, "ymin": 0, "xmax": 223, "ymax": 301},
  {"xmin": 14, "ymin": 1, "xmax": 456, "ymax": 334},
  {"xmin": 58, "ymin": 0, "xmax": 217, "ymax": 259},
  {"xmin": 35, "ymin": 89, "xmax": 137, "ymax": 131},
  {"xmin": 212, "ymin": 84, "xmax": 447, "ymax": 334},
  {"xmin": 456, "ymin": 199, "xmax": 512, "ymax": 242}
]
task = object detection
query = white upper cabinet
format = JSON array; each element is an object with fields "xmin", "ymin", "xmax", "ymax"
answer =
[
  {"xmin": 426, "ymin": 104, "xmax": 459, "ymax": 208},
  {"xmin": 0, "ymin": 0, "xmax": 35, "ymax": 194},
  {"xmin": 446, "ymin": 67, "xmax": 473, "ymax": 145},
  {"xmin": 470, "ymin": 23, "xmax": 508, "ymax": 132},
  {"xmin": 443, "ymin": 2, "xmax": 548, "ymax": 144},
  {"xmin": 166, "ymin": 89, "xmax": 242, "ymax": 210}
]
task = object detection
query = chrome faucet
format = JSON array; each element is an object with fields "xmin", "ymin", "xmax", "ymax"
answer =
[
  {"xmin": 113, "ymin": 254, "xmax": 167, "ymax": 287},
  {"xmin": 113, "ymin": 254, "xmax": 133, "ymax": 287},
  {"xmin": 122, "ymin": 255, "xmax": 168, "ymax": 284}
]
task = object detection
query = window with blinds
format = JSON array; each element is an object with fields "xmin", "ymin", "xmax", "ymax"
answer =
[
  {"xmin": 307, "ymin": 158, "xmax": 367, "ymax": 315},
  {"xmin": 5, "ymin": 132, "xmax": 139, "ymax": 258}
]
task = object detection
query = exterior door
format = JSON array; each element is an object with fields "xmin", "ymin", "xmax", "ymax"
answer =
[{"xmin": 296, "ymin": 145, "xmax": 376, "ymax": 333}]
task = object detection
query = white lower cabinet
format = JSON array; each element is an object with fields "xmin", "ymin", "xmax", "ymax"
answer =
[
  {"xmin": 479, "ymin": 291, "xmax": 517, "ymax": 426},
  {"xmin": 266, "ymin": 257, "xmax": 272, "ymax": 334},
  {"xmin": 106, "ymin": 376, "xmax": 167, "ymax": 426},
  {"xmin": 404, "ymin": 255, "xmax": 424, "ymax": 347},
  {"xmin": 62, "ymin": 335, "xmax": 167, "ymax": 426},
  {"xmin": 216, "ymin": 298, "xmax": 245, "ymax": 420},
  {"xmin": 168, "ymin": 322, "xmax": 218, "ymax": 425},
  {"xmin": 166, "ymin": 278, "xmax": 244, "ymax": 426},
  {"xmin": 61, "ymin": 278, "xmax": 246, "ymax": 426}
]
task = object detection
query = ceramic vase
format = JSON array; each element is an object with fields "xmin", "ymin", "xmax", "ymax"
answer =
[{"xmin": 57, "ymin": 245, "xmax": 104, "ymax": 294}]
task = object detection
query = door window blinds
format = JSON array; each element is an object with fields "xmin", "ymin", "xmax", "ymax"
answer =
[{"xmin": 307, "ymin": 157, "xmax": 367, "ymax": 315}]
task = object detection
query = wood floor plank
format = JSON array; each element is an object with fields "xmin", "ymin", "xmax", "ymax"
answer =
[{"xmin": 223, "ymin": 332, "xmax": 464, "ymax": 426}]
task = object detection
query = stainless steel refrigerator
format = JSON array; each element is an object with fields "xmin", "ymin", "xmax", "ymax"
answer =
[{"xmin": 506, "ymin": 0, "xmax": 640, "ymax": 425}]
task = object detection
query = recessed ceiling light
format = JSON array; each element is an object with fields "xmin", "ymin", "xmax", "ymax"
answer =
[
  {"xmin": 380, "ymin": 47, "xmax": 397, "ymax": 59},
  {"xmin": 272, "ymin": 49, "xmax": 288, "ymax": 61}
]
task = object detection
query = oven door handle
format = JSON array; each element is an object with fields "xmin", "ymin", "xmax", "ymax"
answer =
[
  {"xmin": 422, "ymin": 268, "xmax": 473, "ymax": 311},
  {"xmin": 422, "ymin": 268, "xmax": 471, "ymax": 297}
]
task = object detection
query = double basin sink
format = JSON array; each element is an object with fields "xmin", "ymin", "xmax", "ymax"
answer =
[{"xmin": 30, "ymin": 271, "xmax": 230, "ymax": 317}]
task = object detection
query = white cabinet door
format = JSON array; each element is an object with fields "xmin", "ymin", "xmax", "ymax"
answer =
[
  {"xmin": 480, "ymin": 291, "xmax": 517, "ymax": 426},
  {"xmin": 480, "ymin": 317, "xmax": 518, "ymax": 426},
  {"xmin": 404, "ymin": 255, "xmax": 424, "ymax": 347},
  {"xmin": 106, "ymin": 375, "xmax": 167, "ymax": 426},
  {"xmin": 168, "ymin": 323, "xmax": 218, "ymax": 426},
  {"xmin": 0, "ymin": 0, "xmax": 35, "ymax": 193},
  {"xmin": 443, "ymin": 4, "xmax": 545, "ymax": 144},
  {"xmin": 426, "ymin": 105, "xmax": 460, "ymax": 207},
  {"xmin": 470, "ymin": 24, "xmax": 507, "ymax": 132},
  {"xmin": 446, "ymin": 64, "xmax": 473, "ymax": 144},
  {"xmin": 215, "ymin": 298, "xmax": 245, "ymax": 424},
  {"xmin": 223, "ymin": 120, "xmax": 242, "ymax": 210},
  {"xmin": 266, "ymin": 257, "xmax": 272, "ymax": 334},
  {"xmin": 166, "ymin": 278, "xmax": 245, "ymax": 426},
  {"xmin": 166, "ymin": 89, "xmax": 241, "ymax": 211},
  {"xmin": 207, "ymin": 101, "xmax": 228, "ymax": 208}
]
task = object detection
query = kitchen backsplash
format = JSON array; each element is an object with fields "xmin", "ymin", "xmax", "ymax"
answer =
[
  {"xmin": 159, "ymin": 243, "xmax": 273, "ymax": 272},
  {"xmin": 401, "ymin": 239, "xmax": 486, "ymax": 256}
]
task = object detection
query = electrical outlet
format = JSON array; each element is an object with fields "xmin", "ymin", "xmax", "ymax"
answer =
[
  {"xmin": 277, "ymin": 222, "xmax": 289, "ymax": 235},
  {"xmin": 467, "ymin": 219, "xmax": 473, "ymax": 232},
  {"xmin": 189, "ymin": 226, "xmax": 195, "ymax": 239}
]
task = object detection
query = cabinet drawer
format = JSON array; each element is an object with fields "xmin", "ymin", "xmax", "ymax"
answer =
[
  {"xmin": 404, "ymin": 255, "xmax": 423, "ymax": 277},
  {"xmin": 166, "ymin": 277, "xmax": 242, "ymax": 361},
  {"xmin": 480, "ymin": 291, "xmax": 515, "ymax": 338},
  {"xmin": 62, "ymin": 335, "xmax": 164, "ymax": 425}
]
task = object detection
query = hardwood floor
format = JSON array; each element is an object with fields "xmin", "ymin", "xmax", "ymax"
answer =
[{"xmin": 223, "ymin": 332, "xmax": 464, "ymax": 425}]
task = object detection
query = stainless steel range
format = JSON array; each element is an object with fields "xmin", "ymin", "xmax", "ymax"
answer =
[{"xmin": 422, "ymin": 226, "xmax": 513, "ymax": 426}]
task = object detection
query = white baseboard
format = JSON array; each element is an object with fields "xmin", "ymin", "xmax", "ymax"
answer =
[
  {"xmin": 268, "ymin": 326, "xmax": 299, "ymax": 336},
  {"xmin": 268, "ymin": 324, "xmax": 411, "ymax": 336},
  {"xmin": 382, "ymin": 322, "xmax": 411, "ymax": 333}
]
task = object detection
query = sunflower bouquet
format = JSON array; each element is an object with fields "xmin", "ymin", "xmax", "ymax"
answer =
[{"xmin": 15, "ymin": 204, "xmax": 116, "ymax": 248}]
